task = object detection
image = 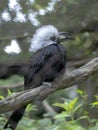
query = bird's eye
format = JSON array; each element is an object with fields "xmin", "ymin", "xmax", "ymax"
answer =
[{"xmin": 50, "ymin": 36, "xmax": 56, "ymax": 41}]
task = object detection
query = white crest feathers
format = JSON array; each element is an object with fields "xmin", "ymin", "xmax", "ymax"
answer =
[{"xmin": 30, "ymin": 25, "xmax": 59, "ymax": 52}]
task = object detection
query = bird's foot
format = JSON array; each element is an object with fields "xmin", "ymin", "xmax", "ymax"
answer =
[{"xmin": 43, "ymin": 82, "xmax": 52, "ymax": 87}]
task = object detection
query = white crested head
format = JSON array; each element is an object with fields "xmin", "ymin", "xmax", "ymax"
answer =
[{"xmin": 30, "ymin": 25, "xmax": 59, "ymax": 52}]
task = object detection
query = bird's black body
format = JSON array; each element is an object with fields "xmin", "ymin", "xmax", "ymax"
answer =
[
  {"xmin": 4, "ymin": 44, "xmax": 66, "ymax": 130},
  {"xmin": 4, "ymin": 25, "xmax": 74, "ymax": 130},
  {"xmin": 24, "ymin": 44, "xmax": 66, "ymax": 89}
]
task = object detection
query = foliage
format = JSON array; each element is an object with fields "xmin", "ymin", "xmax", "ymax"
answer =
[
  {"xmin": 0, "ymin": 90, "xmax": 98, "ymax": 130},
  {"xmin": 91, "ymin": 95, "xmax": 98, "ymax": 107},
  {"xmin": 0, "ymin": 0, "xmax": 98, "ymax": 129}
]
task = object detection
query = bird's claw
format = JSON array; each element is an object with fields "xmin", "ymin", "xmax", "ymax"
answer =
[{"xmin": 43, "ymin": 82, "xmax": 52, "ymax": 87}]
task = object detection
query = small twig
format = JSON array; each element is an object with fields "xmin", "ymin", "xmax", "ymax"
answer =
[{"xmin": 43, "ymin": 100, "xmax": 56, "ymax": 114}]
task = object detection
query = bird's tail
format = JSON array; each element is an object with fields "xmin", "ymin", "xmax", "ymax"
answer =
[{"xmin": 4, "ymin": 105, "xmax": 26, "ymax": 130}]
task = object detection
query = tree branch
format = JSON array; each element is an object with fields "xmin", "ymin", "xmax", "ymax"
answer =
[
  {"xmin": 0, "ymin": 82, "xmax": 24, "ymax": 89},
  {"xmin": 0, "ymin": 57, "xmax": 98, "ymax": 114}
]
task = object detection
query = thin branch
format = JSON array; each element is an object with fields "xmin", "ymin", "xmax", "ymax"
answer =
[
  {"xmin": 0, "ymin": 82, "xmax": 24, "ymax": 89},
  {"xmin": 42, "ymin": 100, "xmax": 56, "ymax": 114},
  {"xmin": 0, "ymin": 57, "xmax": 98, "ymax": 114}
]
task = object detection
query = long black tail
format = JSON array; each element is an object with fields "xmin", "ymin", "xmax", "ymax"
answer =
[{"xmin": 4, "ymin": 105, "xmax": 26, "ymax": 130}]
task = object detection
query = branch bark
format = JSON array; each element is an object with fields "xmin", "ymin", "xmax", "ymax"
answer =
[{"xmin": 0, "ymin": 57, "xmax": 98, "ymax": 114}]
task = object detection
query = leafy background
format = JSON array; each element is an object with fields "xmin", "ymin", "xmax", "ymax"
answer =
[{"xmin": 0, "ymin": 0, "xmax": 98, "ymax": 129}]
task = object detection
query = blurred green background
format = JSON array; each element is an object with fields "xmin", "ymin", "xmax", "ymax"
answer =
[{"xmin": 0, "ymin": 0, "xmax": 98, "ymax": 130}]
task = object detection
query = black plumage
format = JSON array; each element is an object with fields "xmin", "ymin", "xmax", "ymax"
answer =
[{"xmin": 24, "ymin": 44, "xmax": 66, "ymax": 89}]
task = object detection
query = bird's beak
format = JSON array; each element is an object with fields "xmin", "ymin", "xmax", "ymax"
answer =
[{"xmin": 59, "ymin": 32, "xmax": 75, "ymax": 42}]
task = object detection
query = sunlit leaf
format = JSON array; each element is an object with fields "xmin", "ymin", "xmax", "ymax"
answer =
[
  {"xmin": 53, "ymin": 102, "xmax": 68, "ymax": 110},
  {"xmin": 76, "ymin": 89, "xmax": 83, "ymax": 95},
  {"xmin": 26, "ymin": 104, "xmax": 37, "ymax": 112},
  {"xmin": 68, "ymin": 97, "xmax": 78, "ymax": 111},
  {"xmin": 0, "ymin": 95, "xmax": 4, "ymax": 100},
  {"xmin": 7, "ymin": 89, "xmax": 12, "ymax": 96},
  {"xmin": 91, "ymin": 101, "xmax": 98, "ymax": 106}
]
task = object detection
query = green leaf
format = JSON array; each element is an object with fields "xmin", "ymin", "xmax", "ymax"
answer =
[
  {"xmin": 7, "ymin": 89, "xmax": 12, "ymax": 96},
  {"xmin": 53, "ymin": 102, "xmax": 68, "ymax": 110},
  {"xmin": 55, "ymin": 112, "xmax": 71, "ymax": 119},
  {"xmin": 76, "ymin": 116, "xmax": 88, "ymax": 121},
  {"xmin": 26, "ymin": 104, "xmax": 37, "ymax": 112},
  {"xmin": 73, "ymin": 104, "xmax": 82, "ymax": 113},
  {"xmin": 95, "ymin": 95, "xmax": 98, "ymax": 100},
  {"xmin": 0, "ymin": 95, "xmax": 4, "ymax": 100},
  {"xmin": 68, "ymin": 97, "xmax": 78, "ymax": 111},
  {"xmin": 57, "ymin": 122, "xmax": 85, "ymax": 130},
  {"xmin": 76, "ymin": 89, "xmax": 83, "ymax": 95},
  {"xmin": 54, "ymin": 97, "xmax": 78, "ymax": 113},
  {"xmin": 91, "ymin": 101, "xmax": 98, "ymax": 106}
]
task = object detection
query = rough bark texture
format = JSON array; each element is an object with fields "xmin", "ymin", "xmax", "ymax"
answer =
[{"xmin": 0, "ymin": 57, "xmax": 98, "ymax": 114}]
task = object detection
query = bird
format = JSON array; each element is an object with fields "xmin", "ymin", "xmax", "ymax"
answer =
[{"xmin": 4, "ymin": 25, "xmax": 74, "ymax": 130}]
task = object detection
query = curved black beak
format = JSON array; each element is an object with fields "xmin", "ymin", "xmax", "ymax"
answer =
[{"xmin": 59, "ymin": 32, "xmax": 75, "ymax": 42}]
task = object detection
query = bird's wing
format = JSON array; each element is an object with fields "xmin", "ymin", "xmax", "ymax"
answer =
[{"xmin": 24, "ymin": 45, "xmax": 66, "ymax": 89}]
